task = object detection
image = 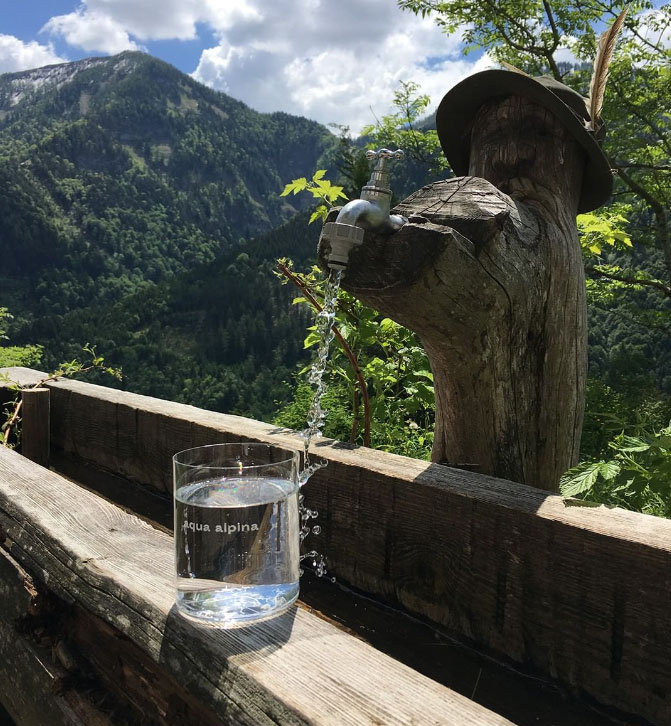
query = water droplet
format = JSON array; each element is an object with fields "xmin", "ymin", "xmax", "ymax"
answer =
[{"xmin": 296, "ymin": 269, "xmax": 341, "ymax": 584}]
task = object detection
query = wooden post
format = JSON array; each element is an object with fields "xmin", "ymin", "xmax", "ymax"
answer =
[
  {"xmin": 21, "ymin": 388, "xmax": 50, "ymax": 467},
  {"xmin": 322, "ymin": 97, "xmax": 587, "ymax": 491}
]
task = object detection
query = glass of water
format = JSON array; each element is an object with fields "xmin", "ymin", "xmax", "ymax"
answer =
[{"xmin": 173, "ymin": 442, "xmax": 300, "ymax": 627}]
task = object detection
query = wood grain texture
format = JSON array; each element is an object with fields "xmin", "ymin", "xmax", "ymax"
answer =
[
  {"xmin": 0, "ymin": 444, "xmax": 512, "ymax": 726},
  {"xmin": 3, "ymin": 370, "xmax": 671, "ymax": 723},
  {"xmin": 21, "ymin": 387, "xmax": 50, "ymax": 467},
  {"xmin": 319, "ymin": 97, "xmax": 589, "ymax": 492},
  {"xmin": 0, "ymin": 546, "xmax": 115, "ymax": 726}
]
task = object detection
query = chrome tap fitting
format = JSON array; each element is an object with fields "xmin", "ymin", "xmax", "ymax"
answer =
[{"xmin": 320, "ymin": 148, "xmax": 407, "ymax": 271}]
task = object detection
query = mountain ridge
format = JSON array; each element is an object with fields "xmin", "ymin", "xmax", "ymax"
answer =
[
  {"xmin": 0, "ymin": 51, "xmax": 336, "ymax": 418},
  {"xmin": 0, "ymin": 50, "xmax": 335, "ymax": 299}
]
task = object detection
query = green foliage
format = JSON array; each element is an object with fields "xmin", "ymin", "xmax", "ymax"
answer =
[
  {"xmin": 581, "ymin": 377, "xmax": 671, "ymax": 458},
  {"xmin": 0, "ymin": 345, "xmax": 43, "ymax": 368},
  {"xmin": 280, "ymin": 170, "xmax": 347, "ymax": 223},
  {"xmin": 561, "ymin": 426, "xmax": 671, "ymax": 517},
  {"xmin": 397, "ymin": 1, "xmax": 653, "ymax": 77},
  {"xmin": 0, "ymin": 308, "xmax": 42, "ymax": 368},
  {"xmin": 578, "ymin": 205, "xmax": 632, "ymax": 257},
  {"xmin": 328, "ymin": 124, "xmax": 373, "ymax": 199},
  {"xmin": 361, "ymin": 80, "xmax": 447, "ymax": 180},
  {"xmin": 273, "ymin": 379, "xmax": 355, "ymax": 443},
  {"xmin": 275, "ymin": 263, "xmax": 434, "ymax": 459}
]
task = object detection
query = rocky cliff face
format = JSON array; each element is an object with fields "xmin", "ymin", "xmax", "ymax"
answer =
[{"xmin": 0, "ymin": 55, "xmax": 121, "ymax": 111}]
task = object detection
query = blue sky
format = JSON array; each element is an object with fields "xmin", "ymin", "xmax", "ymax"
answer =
[{"xmin": 0, "ymin": 1, "xmax": 488, "ymax": 133}]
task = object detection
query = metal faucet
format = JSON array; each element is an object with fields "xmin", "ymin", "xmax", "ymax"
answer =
[{"xmin": 321, "ymin": 149, "xmax": 408, "ymax": 270}]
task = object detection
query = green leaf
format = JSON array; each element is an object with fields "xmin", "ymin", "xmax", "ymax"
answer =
[
  {"xmin": 612, "ymin": 435, "xmax": 650, "ymax": 453},
  {"xmin": 560, "ymin": 462, "xmax": 604, "ymax": 497},
  {"xmin": 597, "ymin": 461, "xmax": 621, "ymax": 481},
  {"xmin": 280, "ymin": 177, "xmax": 308, "ymax": 196},
  {"xmin": 303, "ymin": 331, "xmax": 321, "ymax": 349},
  {"xmin": 413, "ymin": 369, "xmax": 434, "ymax": 381},
  {"xmin": 309, "ymin": 205, "xmax": 329, "ymax": 224}
]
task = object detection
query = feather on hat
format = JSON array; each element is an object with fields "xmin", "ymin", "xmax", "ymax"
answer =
[{"xmin": 435, "ymin": 8, "xmax": 628, "ymax": 213}]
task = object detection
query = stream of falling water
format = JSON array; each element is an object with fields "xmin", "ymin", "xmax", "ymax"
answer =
[{"xmin": 297, "ymin": 267, "xmax": 342, "ymax": 578}]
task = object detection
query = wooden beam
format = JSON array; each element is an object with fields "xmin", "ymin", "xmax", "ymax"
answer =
[
  {"xmin": 21, "ymin": 387, "xmax": 50, "ymax": 467},
  {"xmin": 0, "ymin": 543, "xmax": 116, "ymax": 726},
  {"xmin": 3, "ymin": 369, "xmax": 671, "ymax": 723},
  {"xmin": 0, "ymin": 445, "xmax": 513, "ymax": 726}
]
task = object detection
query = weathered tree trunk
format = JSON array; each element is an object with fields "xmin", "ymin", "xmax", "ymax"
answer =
[{"xmin": 326, "ymin": 98, "xmax": 588, "ymax": 491}]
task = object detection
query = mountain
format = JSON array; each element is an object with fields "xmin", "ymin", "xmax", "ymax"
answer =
[
  {"xmin": 4, "ymin": 52, "xmax": 668, "ymax": 434},
  {"xmin": 0, "ymin": 52, "xmax": 336, "ymax": 418},
  {"xmin": 0, "ymin": 51, "xmax": 334, "ymax": 310}
]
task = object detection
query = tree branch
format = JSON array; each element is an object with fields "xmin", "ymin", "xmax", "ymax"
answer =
[
  {"xmin": 601, "ymin": 3, "xmax": 669, "ymax": 55},
  {"xmin": 544, "ymin": 49, "xmax": 562, "ymax": 81},
  {"xmin": 614, "ymin": 164, "xmax": 664, "ymax": 213},
  {"xmin": 2, "ymin": 398, "xmax": 23, "ymax": 447},
  {"xmin": 542, "ymin": 0, "xmax": 561, "ymax": 53},
  {"xmin": 610, "ymin": 79, "xmax": 671, "ymax": 158},
  {"xmin": 481, "ymin": 0, "xmax": 549, "ymax": 57},
  {"xmin": 586, "ymin": 266, "xmax": 671, "ymax": 300},
  {"xmin": 616, "ymin": 163, "xmax": 671, "ymax": 171},
  {"xmin": 276, "ymin": 261, "xmax": 371, "ymax": 447},
  {"xmin": 614, "ymin": 164, "xmax": 671, "ymax": 276}
]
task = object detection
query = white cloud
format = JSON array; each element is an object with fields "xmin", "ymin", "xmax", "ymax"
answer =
[
  {"xmin": 192, "ymin": 0, "xmax": 487, "ymax": 133},
  {"xmin": 43, "ymin": 0, "xmax": 259, "ymax": 46},
  {"xmin": 42, "ymin": 9, "xmax": 139, "ymax": 55},
  {"xmin": 0, "ymin": 35, "xmax": 66, "ymax": 74},
  {"xmin": 38, "ymin": 0, "xmax": 487, "ymax": 132}
]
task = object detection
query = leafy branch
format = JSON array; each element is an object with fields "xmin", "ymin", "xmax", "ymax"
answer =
[
  {"xmin": 280, "ymin": 170, "xmax": 347, "ymax": 224},
  {"xmin": 361, "ymin": 80, "xmax": 447, "ymax": 179},
  {"xmin": 561, "ymin": 426, "xmax": 671, "ymax": 518},
  {"xmin": 1, "ymin": 345, "xmax": 122, "ymax": 448},
  {"xmin": 586, "ymin": 265, "xmax": 671, "ymax": 301}
]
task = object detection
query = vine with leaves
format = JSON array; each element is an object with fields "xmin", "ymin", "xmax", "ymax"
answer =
[{"xmin": 1, "ymin": 344, "xmax": 122, "ymax": 448}]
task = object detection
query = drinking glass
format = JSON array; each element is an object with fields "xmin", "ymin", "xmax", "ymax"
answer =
[{"xmin": 173, "ymin": 442, "xmax": 300, "ymax": 627}]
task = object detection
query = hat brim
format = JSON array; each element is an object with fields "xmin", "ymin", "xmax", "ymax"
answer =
[{"xmin": 435, "ymin": 69, "xmax": 613, "ymax": 213}]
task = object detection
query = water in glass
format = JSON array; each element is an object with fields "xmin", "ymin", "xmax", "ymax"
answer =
[{"xmin": 173, "ymin": 445, "xmax": 300, "ymax": 627}]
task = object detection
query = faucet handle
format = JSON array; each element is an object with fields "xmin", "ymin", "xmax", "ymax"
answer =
[
  {"xmin": 365, "ymin": 148, "xmax": 404, "ymax": 164},
  {"xmin": 364, "ymin": 149, "xmax": 404, "ymax": 190}
]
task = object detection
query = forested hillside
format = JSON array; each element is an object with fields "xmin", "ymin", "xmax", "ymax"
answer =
[
  {"xmin": 2, "ymin": 46, "xmax": 670, "ymax": 485},
  {"xmin": 0, "ymin": 51, "xmax": 335, "ymax": 416}
]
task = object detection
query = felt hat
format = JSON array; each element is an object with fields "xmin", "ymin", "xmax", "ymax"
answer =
[{"xmin": 435, "ymin": 69, "xmax": 613, "ymax": 213}]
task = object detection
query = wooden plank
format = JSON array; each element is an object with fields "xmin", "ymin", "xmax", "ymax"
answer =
[
  {"xmin": 66, "ymin": 603, "xmax": 226, "ymax": 726},
  {"xmin": 0, "ymin": 445, "xmax": 513, "ymax": 726},
  {"xmin": 0, "ymin": 367, "xmax": 46, "ymax": 387},
  {"xmin": 0, "ymin": 544, "xmax": 115, "ymax": 726},
  {"xmin": 3, "ymin": 369, "xmax": 671, "ymax": 723},
  {"xmin": 21, "ymin": 387, "xmax": 50, "ymax": 466},
  {"xmin": 50, "ymin": 451, "xmax": 172, "ymax": 529}
]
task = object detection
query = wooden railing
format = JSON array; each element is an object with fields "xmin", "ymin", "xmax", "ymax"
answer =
[{"xmin": 1, "ymin": 367, "xmax": 670, "ymax": 725}]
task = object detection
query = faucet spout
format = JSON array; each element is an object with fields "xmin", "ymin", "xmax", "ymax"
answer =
[{"xmin": 320, "ymin": 149, "xmax": 408, "ymax": 271}]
